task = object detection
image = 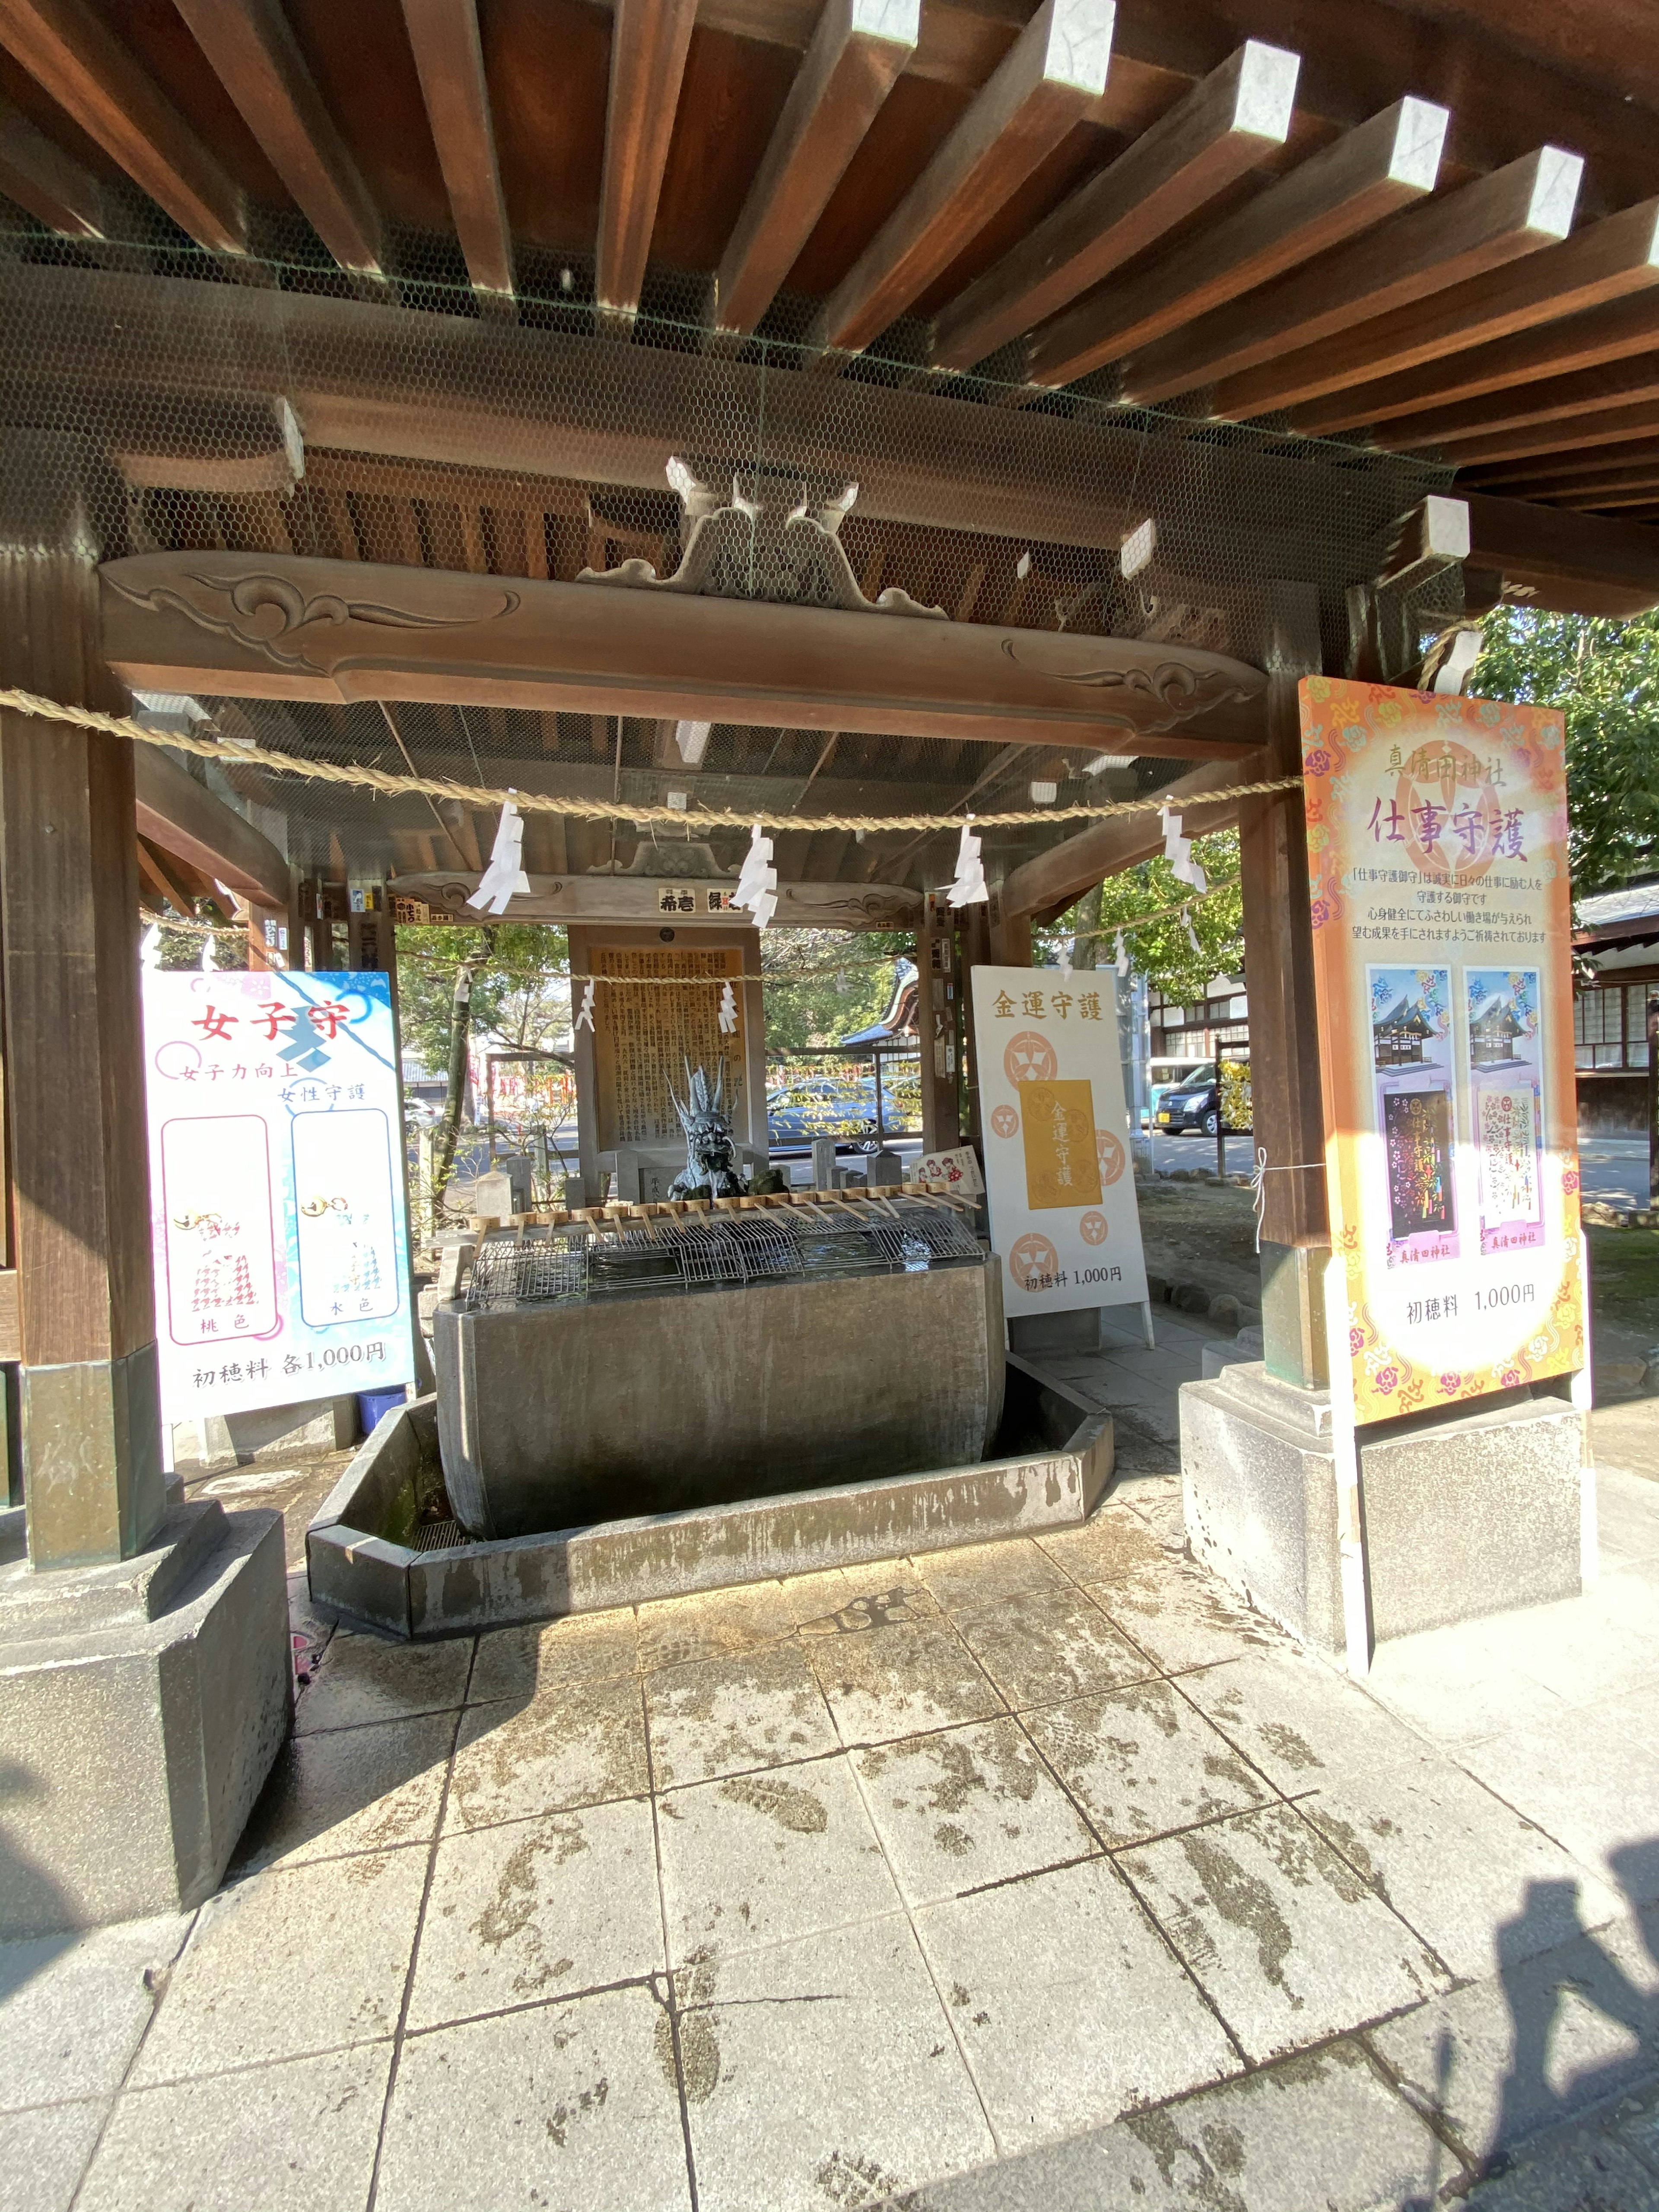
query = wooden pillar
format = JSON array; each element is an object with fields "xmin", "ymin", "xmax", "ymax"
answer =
[
  {"xmin": 916, "ymin": 892, "xmax": 960, "ymax": 1154},
  {"xmin": 957, "ymin": 902, "xmax": 991, "ymax": 1148},
  {"xmin": 1238, "ymin": 582, "xmax": 1330, "ymax": 1389},
  {"xmin": 0, "ymin": 436, "xmax": 165, "ymax": 1565}
]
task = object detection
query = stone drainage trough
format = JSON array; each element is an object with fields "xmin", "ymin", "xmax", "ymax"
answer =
[{"xmin": 306, "ymin": 1357, "xmax": 1112, "ymax": 1638}]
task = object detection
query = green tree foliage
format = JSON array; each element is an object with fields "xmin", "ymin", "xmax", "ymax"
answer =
[
  {"xmin": 1472, "ymin": 607, "xmax": 1659, "ymax": 896},
  {"xmin": 1036, "ymin": 830, "xmax": 1244, "ymax": 999},
  {"xmin": 759, "ymin": 928, "xmax": 913, "ymax": 1053},
  {"xmin": 395, "ymin": 923, "xmax": 570, "ymax": 1074}
]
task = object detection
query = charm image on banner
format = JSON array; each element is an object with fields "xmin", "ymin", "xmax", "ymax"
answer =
[
  {"xmin": 970, "ymin": 967, "xmax": 1149, "ymax": 1320},
  {"xmin": 144, "ymin": 970, "xmax": 416, "ymax": 1427},
  {"xmin": 1300, "ymin": 679, "xmax": 1585, "ymax": 1422}
]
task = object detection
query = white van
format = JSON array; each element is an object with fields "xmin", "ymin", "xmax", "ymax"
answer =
[{"xmin": 1143, "ymin": 1058, "xmax": 1209, "ymax": 1129}]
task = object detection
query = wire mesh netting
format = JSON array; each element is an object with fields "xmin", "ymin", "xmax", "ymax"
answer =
[
  {"xmin": 0, "ymin": 219, "xmax": 1459, "ymax": 896},
  {"xmin": 461, "ymin": 1196, "xmax": 984, "ymax": 1309}
]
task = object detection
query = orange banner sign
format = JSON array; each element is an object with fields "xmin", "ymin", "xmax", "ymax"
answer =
[{"xmin": 1299, "ymin": 678, "xmax": 1586, "ymax": 1424}]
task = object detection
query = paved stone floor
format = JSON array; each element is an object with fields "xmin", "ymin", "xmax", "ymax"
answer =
[{"xmin": 5, "ymin": 1327, "xmax": 1659, "ymax": 2212}]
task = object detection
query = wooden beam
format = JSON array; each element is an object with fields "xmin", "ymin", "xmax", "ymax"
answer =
[
  {"xmin": 929, "ymin": 38, "xmax": 1299, "ymax": 376},
  {"xmin": 135, "ymin": 836, "xmax": 191, "ymax": 915},
  {"xmin": 1545, "ymin": 474, "xmax": 1659, "ymax": 510},
  {"xmin": 100, "ymin": 550, "xmax": 1268, "ymax": 757},
  {"xmin": 1463, "ymin": 491, "xmax": 1659, "ymax": 617},
  {"xmin": 804, "ymin": 0, "xmax": 1116, "ymax": 362},
  {"xmin": 400, "ymin": 0, "xmax": 514, "ymax": 300},
  {"xmin": 1314, "ymin": 286, "xmax": 1659, "ymax": 441},
  {"xmin": 999, "ymin": 754, "xmax": 1251, "ymax": 920},
  {"xmin": 171, "ymin": 0, "xmax": 381, "ymax": 274},
  {"xmin": 132, "ymin": 739, "xmax": 292, "ymax": 907},
  {"xmin": 0, "ymin": 0, "xmax": 246, "ymax": 252},
  {"xmin": 1424, "ymin": 386, "xmax": 1659, "ymax": 468},
  {"xmin": 6, "ymin": 264, "xmax": 1389, "ymax": 568},
  {"xmin": 1472, "ymin": 435, "xmax": 1659, "ymax": 491},
  {"xmin": 596, "ymin": 0, "xmax": 697, "ymax": 329},
  {"xmin": 712, "ymin": 0, "xmax": 916, "ymax": 339},
  {"xmin": 0, "ymin": 90, "xmax": 103, "ymax": 235},
  {"xmin": 1118, "ymin": 145, "xmax": 1584, "ymax": 407},
  {"xmin": 1278, "ymin": 197, "xmax": 1659, "ymax": 432},
  {"xmin": 1025, "ymin": 93, "xmax": 1445, "ymax": 392}
]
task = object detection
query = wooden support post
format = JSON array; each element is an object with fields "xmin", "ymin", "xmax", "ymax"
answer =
[
  {"xmin": 1238, "ymin": 581, "xmax": 1330, "ymax": 1389},
  {"xmin": 916, "ymin": 891, "xmax": 960, "ymax": 1154},
  {"xmin": 0, "ymin": 435, "xmax": 164, "ymax": 1565},
  {"xmin": 957, "ymin": 901, "xmax": 992, "ymax": 1148}
]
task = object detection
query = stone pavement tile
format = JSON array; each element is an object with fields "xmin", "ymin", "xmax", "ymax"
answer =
[
  {"xmin": 447, "ymin": 1672, "xmax": 648, "ymax": 1832},
  {"xmin": 658, "ymin": 1754, "xmax": 899, "ymax": 1964},
  {"xmin": 130, "ymin": 1847, "xmax": 427, "ymax": 2082},
  {"xmin": 635, "ymin": 1582, "xmax": 809, "ymax": 1672},
  {"xmin": 1093, "ymin": 1563, "xmax": 1282, "ymax": 1673},
  {"xmin": 912, "ymin": 1538, "xmax": 1067, "ymax": 1615},
  {"xmin": 786, "ymin": 1563, "xmax": 933, "ymax": 1621},
  {"xmin": 676, "ymin": 1913, "xmax": 994, "ymax": 2212},
  {"xmin": 1179, "ymin": 1645, "xmax": 1444, "ymax": 1791},
  {"xmin": 794, "ymin": 1581, "xmax": 940, "ymax": 1640},
  {"xmin": 1036, "ymin": 1503, "xmax": 1172, "ymax": 1594},
  {"xmin": 232, "ymin": 1710, "xmax": 453, "ymax": 1873},
  {"xmin": 951, "ymin": 1585, "xmax": 1157, "ymax": 1708},
  {"xmin": 410, "ymin": 1796, "xmax": 663, "ymax": 2029},
  {"xmin": 0, "ymin": 1913, "xmax": 189, "ymax": 2109},
  {"xmin": 645, "ymin": 1641, "xmax": 838, "ymax": 1788},
  {"xmin": 0, "ymin": 2098, "xmax": 107, "ymax": 2212},
  {"xmin": 75, "ymin": 2045, "xmax": 390, "ymax": 2212},
  {"xmin": 1300, "ymin": 1753, "xmax": 1625, "ymax": 1980},
  {"xmin": 852, "ymin": 1717, "xmax": 1095, "ymax": 1907},
  {"xmin": 1505, "ymin": 1580, "xmax": 1659, "ymax": 1709},
  {"xmin": 294, "ymin": 1629, "xmax": 473, "ymax": 1736},
  {"xmin": 1119, "ymin": 1802, "xmax": 1449, "ymax": 2063},
  {"xmin": 807, "ymin": 1618, "xmax": 1004, "ymax": 1747},
  {"xmin": 1024, "ymin": 1678, "xmax": 1270, "ymax": 1849},
  {"xmin": 377, "ymin": 1986, "xmax": 690, "ymax": 2212},
  {"xmin": 1365, "ymin": 1631, "xmax": 1568, "ymax": 1749},
  {"xmin": 1465, "ymin": 2131, "xmax": 1659, "ymax": 2210},
  {"xmin": 1367, "ymin": 1913, "xmax": 1659, "ymax": 2166},
  {"xmin": 1456, "ymin": 1705, "xmax": 1659, "ymax": 1887},
  {"xmin": 467, "ymin": 1606, "xmax": 639, "ymax": 1704},
  {"xmin": 914, "ymin": 1858, "xmax": 1239, "ymax": 2152},
  {"xmin": 881, "ymin": 2037, "xmax": 1450, "ymax": 2212},
  {"xmin": 1607, "ymin": 2076, "xmax": 1659, "ymax": 2174},
  {"xmin": 1595, "ymin": 1465, "xmax": 1659, "ymax": 1567}
]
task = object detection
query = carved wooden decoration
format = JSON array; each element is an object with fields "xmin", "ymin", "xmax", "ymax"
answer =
[
  {"xmin": 101, "ymin": 552, "xmax": 1268, "ymax": 757},
  {"xmin": 576, "ymin": 457, "xmax": 946, "ymax": 618}
]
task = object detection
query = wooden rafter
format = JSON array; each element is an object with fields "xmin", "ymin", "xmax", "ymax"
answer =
[
  {"xmin": 596, "ymin": 0, "xmax": 699, "ymax": 328},
  {"xmin": 1029, "ymin": 96, "xmax": 1450, "ymax": 389},
  {"xmin": 172, "ymin": 0, "xmax": 382, "ymax": 275},
  {"xmin": 1414, "ymin": 381, "xmax": 1659, "ymax": 466},
  {"xmin": 1279, "ymin": 197, "xmax": 1659, "ymax": 432},
  {"xmin": 1298, "ymin": 281, "xmax": 1659, "ymax": 441},
  {"xmin": 1121, "ymin": 146, "xmax": 1583, "ymax": 407},
  {"xmin": 712, "ymin": 0, "xmax": 916, "ymax": 339},
  {"xmin": 803, "ymin": 0, "xmax": 1116, "ymax": 361},
  {"xmin": 931, "ymin": 38, "xmax": 1300, "ymax": 378},
  {"xmin": 0, "ymin": 0, "xmax": 246, "ymax": 252},
  {"xmin": 400, "ymin": 0, "xmax": 514, "ymax": 301},
  {"xmin": 0, "ymin": 89, "xmax": 103, "ymax": 234}
]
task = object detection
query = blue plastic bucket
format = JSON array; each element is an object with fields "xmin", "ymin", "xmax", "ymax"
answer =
[{"xmin": 356, "ymin": 1387, "xmax": 408, "ymax": 1437}]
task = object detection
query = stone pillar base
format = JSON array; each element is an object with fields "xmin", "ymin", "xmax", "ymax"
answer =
[
  {"xmin": 0, "ymin": 1499, "xmax": 290, "ymax": 1939},
  {"xmin": 1179, "ymin": 1362, "xmax": 1586, "ymax": 1657}
]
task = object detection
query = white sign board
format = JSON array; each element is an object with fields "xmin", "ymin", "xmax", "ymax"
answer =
[
  {"xmin": 143, "ymin": 969, "xmax": 416, "ymax": 1423},
  {"xmin": 971, "ymin": 966, "xmax": 1150, "ymax": 1319}
]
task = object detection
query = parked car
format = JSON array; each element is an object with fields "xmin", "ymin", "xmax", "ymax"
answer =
[
  {"xmin": 1142, "ymin": 1057, "xmax": 1210, "ymax": 1130},
  {"xmin": 1154, "ymin": 1063, "xmax": 1222, "ymax": 1138},
  {"xmin": 766, "ymin": 1075, "xmax": 880, "ymax": 1151}
]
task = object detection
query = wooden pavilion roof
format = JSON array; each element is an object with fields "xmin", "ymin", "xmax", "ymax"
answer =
[{"xmin": 0, "ymin": 0, "xmax": 1658, "ymax": 555}]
